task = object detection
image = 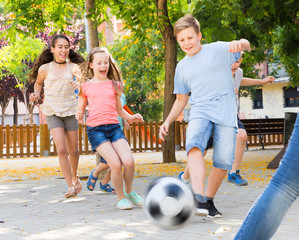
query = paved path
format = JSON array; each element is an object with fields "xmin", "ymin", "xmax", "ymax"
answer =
[{"xmin": 0, "ymin": 149, "xmax": 298, "ymax": 240}]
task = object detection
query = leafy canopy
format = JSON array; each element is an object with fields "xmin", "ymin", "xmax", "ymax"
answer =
[{"xmin": 0, "ymin": 37, "xmax": 44, "ymax": 87}]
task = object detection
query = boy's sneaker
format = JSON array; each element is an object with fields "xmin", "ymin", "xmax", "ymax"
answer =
[
  {"xmin": 124, "ymin": 190, "xmax": 143, "ymax": 206},
  {"xmin": 195, "ymin": 200, "xmax": 209, "ymax": 216},
  {"xmin": 228, "ymin": 170, "xmax": 248, "ymax": 186},
  {"xmin": 178, "ymin": 171, "xmax": 189, "ymax": 184},
  {"xmin": 117, "ymin": 198, "xmax": 133, "ymax": 210},
  {"xmin": 207, "ymin": 200, "xmax": 222, "ymax": 218}
]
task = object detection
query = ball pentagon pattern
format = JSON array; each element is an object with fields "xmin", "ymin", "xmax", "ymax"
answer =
[{"xmin": 144, "ymin": 177, "xmax": 195, "ymax": 229}]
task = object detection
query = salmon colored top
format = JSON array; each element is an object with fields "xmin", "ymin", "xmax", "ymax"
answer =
[{"xmin": 81, "ymin": 81, "xmax": 119, "ymax": 127}]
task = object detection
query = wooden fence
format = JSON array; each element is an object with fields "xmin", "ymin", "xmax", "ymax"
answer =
[
  {"xmin": 242, "ymin": 118, "xmax": 285, "ymax": 148},
  {"xmin": 0, "ymin": 119, "xmax": 284, "ymax": 159}
]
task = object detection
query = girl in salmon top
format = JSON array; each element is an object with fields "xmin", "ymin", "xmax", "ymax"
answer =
[
  {"xmin": 29, "ymin": 34, "xmax": 84, "ymax": 198},
  {"xmin": 76, "ymin": 47, "xmax": 144, "ymax": 210}
]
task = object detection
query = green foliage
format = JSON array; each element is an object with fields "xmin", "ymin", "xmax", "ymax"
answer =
[
  {"xmin": 272, "ymin": 25, "xmax": 299, "ymax": 87},
  {"xmin": 0, "ymin": 37, "xmax": 44, "ymax": 86},
  {"xmin": 108, "ymin": 0, "xmax": 189, "ymax": 121},
  {"xmin": 2, "ymin": 1, "xmax": 79, "ymax": 40},
  {"xmin": 192, "ymin": 0, "xmax": 299, "ymax": 88},
  {"xmin": 108, "ymin": 30, "xmax": 165, "ymax": 121}
]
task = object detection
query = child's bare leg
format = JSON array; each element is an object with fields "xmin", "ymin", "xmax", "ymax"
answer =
[
  {"xmin": 101, "ymin": 168, "xmax": 111, "ymax": 186},
  {"xmin": 112, "ymin": 139, "xmax": 134, "ymax": 193},
  {"xmin": 184, "ymin": 149, "xmax": 208, "ymax": 180},
  {"xmin": 51, "ymin": 128, "xmax": 73, "ymax": 188},
  {"xmin": 65, "ymin": 130, "xmax": 81, "ymax": 190},
  {"xmin": 188, "ymin": 147, "xmax": 206, "ymax": 195},
  {"xmin": 205, "ymin": 167, "xmax": 227, "ymax": 198},
  {"xmin": 96, "ymin": 142, "xmax": 126, "ymax": 200},
  {"xmin": 231, "ymin": 129, "xmax": 247, "ymax": 172},
  {"xmin": 93, "ymin": 163, "xmax": 110, "ymax": 176}
]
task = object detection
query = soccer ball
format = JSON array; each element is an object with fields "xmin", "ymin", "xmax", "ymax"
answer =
[{"xmin": 144, "ymin": 177, "xmax": 195, "ymax": 229}]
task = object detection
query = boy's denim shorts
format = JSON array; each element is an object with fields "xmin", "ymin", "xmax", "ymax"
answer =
[
  {"xmin": 186, "ymin": 118, "xmax": 236, "ymax": 170},
  {"xmin": 86, "ymin": 124, "xmax": 126, "ymax": 152},
  {"xmin": 100, "ymin": 156, "xmax": 108, "ymax": 164}
]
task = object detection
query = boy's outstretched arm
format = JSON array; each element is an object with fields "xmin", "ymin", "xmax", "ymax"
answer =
[
  {"xmin": 228, "ymin": 39, "xmax": 250, "ymax": 53},
  {"xmin": 241, "ymin": 76, "xmax": 275, "ymax": 86},
  {"xmin": 159, "ymin": 93, "xmax": 188, "ymax": 141}
]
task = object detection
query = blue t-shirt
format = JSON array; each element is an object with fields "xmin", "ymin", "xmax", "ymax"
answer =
[{"xmin": 174, "ymin": 41, "xmax": 240, "ymax": 127}]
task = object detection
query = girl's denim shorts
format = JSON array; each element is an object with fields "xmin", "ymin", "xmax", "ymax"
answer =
[{"xmin": 86, "ymin": 124, "xmax": 126, "ymax": 152}]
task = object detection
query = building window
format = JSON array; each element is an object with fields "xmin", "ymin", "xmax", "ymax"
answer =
[
  {"xmin": 252, "ymin": 89, "xmax": 263, "ymax": 109},
  {"xmin": 284, "ymin": 87, "xmax": 299, "ymax": 107}
]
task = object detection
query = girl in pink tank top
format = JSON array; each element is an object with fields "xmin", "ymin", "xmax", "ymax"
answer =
[{"xmin": 76, "ymin": 47, "xmax": 144, "ymax": 210}]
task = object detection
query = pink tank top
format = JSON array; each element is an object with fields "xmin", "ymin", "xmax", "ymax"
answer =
[{"xmin": 81, "ymin": 81, "xmax": 119, "ymax": 127}]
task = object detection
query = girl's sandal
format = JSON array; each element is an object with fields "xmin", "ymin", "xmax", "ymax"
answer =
[
  {"xmin": 100, "ymin": 182, "xmax": 115, "ymax": 193},
  {"xmin": 65, "ymin": 186, "xmax": 77, "ymax": 198},
  {"xmin": 73, "ymin": 176, "xmax": 82, "ymax": 194},
  {"xmin": 87, "ymin": 169, "xmax": 98, "ymax": 191}
]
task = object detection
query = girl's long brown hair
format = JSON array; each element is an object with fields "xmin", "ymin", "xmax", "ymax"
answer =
[
  {"xmin": 29, "ymin": 34, "xmax": 85, "ymax": 81},
  {"xmin": 79, "ymin": 47, "xmax": 123, "ymax": 95}
]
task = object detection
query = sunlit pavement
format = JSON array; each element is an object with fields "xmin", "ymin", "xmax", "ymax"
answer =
[{"xmin": 1, "ymin": 149, "xmax": 298, "ymax": 239}]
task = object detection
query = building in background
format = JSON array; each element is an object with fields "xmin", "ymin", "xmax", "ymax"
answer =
[{"xmin": 239, "ymin": 64, "xmax": 299, "ymax": 119}]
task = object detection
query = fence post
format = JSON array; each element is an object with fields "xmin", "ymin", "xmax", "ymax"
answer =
[
  {"xmin": 175, "ymin": 121, "xmax": 181, "ymax": 150},
  {"xmin": 138, "ymin": 122, "xmax": 142, "ymax": 152},
  {"xmin": 78, "ymin": 123, "xmax": 82, "ymax": 154},
  {"xmin": 19, "ymin": 125, "xmax": 24, "ymax": 157},
  {"xmin": 144, "ymin": 122, "xmax": 148, "ymax": 151},
  {"xmin": 5, "ymin": 125, "xmax": 10, "ymax": 158},
  {"xmin": 0, "ymin": 125, "xmax": 3, "ymax": 158},
  {"xmin": 182, "ymin": 121, "xmax": 187, "ymax": 150},
  {"xmin": 12, "ymin": 125, "xmax": 17, "ymax": 158},
  {"xmin": 33, "ymin": 124, "xmax": 37, "ymax": 157},
  {"xmin": 132, "ymin": 123, "xmax": 137, "ymax": 153},
  {"xmin": 39, "ymin": 124, "xmax": 49, "ymax": 157},
  {"xmin": 149, "ymin": 122, "xmax": 154, "ymax": 151},
  {"xmin": 39, "ymin": 124, "xmax": 44, "ymax": 156},
  {"xmin": 45, "ymin": 124, "xmax": 50, "ymax": 156},
  {"xmin": 155, "ymin": 122, "xmax": 160, "ymax": 151},
  {"xmin": 26, "ymin": 124, "xmax": 31, "ymax": 157},
  {"xmin": 84, "ymin": 125, "xmax": 89, "ymax": 154}
]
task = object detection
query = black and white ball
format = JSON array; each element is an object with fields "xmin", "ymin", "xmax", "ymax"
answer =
[{"xmin": 144, "ymin": 177, "xmax": 195, "ymax": 229}]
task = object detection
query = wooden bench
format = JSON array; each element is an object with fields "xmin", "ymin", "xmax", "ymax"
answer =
[{"xmin": 242, "ymin": 118, "xmax": 284, "ymax": 149}]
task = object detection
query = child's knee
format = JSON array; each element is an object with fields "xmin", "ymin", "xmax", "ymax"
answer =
[
  {"xmin": 237, "ymin": 129, "xmax": 247, "ymax": 145},
  {"xmin": 122, "ymin": 157, "xmax": 134, "ymax": 168},
  {"xmin": 110, "ymin": 161, "xmax": 122, "ymax": 173},
  {"xmin": 56, "ymin": 147, "xmax": 68, "ymax": 156}
]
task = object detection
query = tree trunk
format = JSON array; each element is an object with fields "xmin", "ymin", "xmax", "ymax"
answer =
[
  {"xmin": 157, "ymin": 0, "xmax": 177, "ymax": 163},
  {"xmin": 1, "ymin": 105, "xmax": 5, "ymax": 125},
  {"xmin": 85, "ymin": 0, "xmax": 99, "ymax": 50},
  {"xmin": 13, "ymin": 97, "xmax": 18, "ymax": 125},
  {"xmin": 0, "ymin": 101, "xmax": 9, "ymax": 125}
]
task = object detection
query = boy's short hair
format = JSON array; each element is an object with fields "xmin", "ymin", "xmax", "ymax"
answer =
[{"xmin": 174, "ymin": 14, "xmax": 200, "ymax": 37}]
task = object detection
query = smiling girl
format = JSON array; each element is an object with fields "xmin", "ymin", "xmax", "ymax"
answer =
[
  {"xmin": 76, "ymin": 47, "xmax": 143, "ymax": 210},
  {"xmin": 29, "ymin": 34, "xmax": 85, "ymax": 198}
]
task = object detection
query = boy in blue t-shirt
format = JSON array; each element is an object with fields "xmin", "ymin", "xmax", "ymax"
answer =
[{"xmin": 159, "ymin": 14, "xmax": 250, "ymax": 217}]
